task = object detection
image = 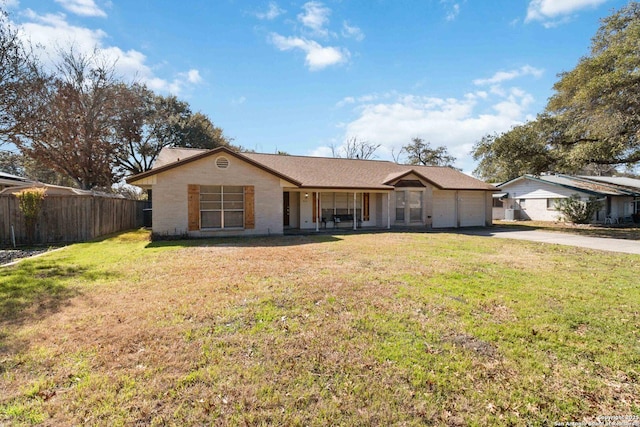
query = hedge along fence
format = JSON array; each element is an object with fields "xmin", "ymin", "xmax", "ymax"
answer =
[{"xmin": 0, "ymin": 192, "xmax": 147, "ymax": 246}]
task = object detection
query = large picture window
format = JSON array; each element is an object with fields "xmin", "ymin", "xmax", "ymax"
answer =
[{"xmin": 200, "ymin": 185, "xmax": 244, "ymax": 229}]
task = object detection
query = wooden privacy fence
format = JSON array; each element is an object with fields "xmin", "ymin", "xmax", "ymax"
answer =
[{"xmin": 0, "ymin": 194, "xmax": 147, "ymax": 246}]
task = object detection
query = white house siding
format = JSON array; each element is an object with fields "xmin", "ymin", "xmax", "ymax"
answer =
[
  {"xmin": 152, "ymin": 154, "xmax": 285, "ymax": 237},
  {"xmin": 499, "ymin": 178, "xmax": 599, "ymax": 221},
  {"xmin": 516, "ymin": 198, "xmax": 562, "ymax": 221},
  {"xmin": 432, "ymin": 190, "xmax": 457, "ymax": 228},
  {"xmin": 458, "ymin": 191, "xmax": 487, "ymax": 227},
  {"xmin": 610, "ymin": 196, "xmax": 635, "ymax": 219}
]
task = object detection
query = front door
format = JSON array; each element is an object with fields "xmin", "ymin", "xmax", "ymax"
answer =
[{"xmin": 283, "ymin": 192, "xmax": 290, "ymax": 227}]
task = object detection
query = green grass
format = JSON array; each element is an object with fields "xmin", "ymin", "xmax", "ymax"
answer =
[{"xmin": 1, "ymin": 229, "xmax": 639, "ymax": 425}]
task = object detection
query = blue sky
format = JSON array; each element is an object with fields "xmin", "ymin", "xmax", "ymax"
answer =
[{"xmin": 3, "ymin": 0, "xmax": 630, "ymax": 174}]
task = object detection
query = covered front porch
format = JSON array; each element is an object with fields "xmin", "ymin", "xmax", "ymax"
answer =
[{"xmin": 283, "ymin": 190, "xmax": 392, "ymax": 232}]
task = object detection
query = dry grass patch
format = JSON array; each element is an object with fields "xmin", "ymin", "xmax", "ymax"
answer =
[
  {"xmin": 495, "ymin": 220, "xmax": 640, "ymax": 240},
  {"xmin": 1, "ymin": 230, "xmax": 639, "ymax": 425}
]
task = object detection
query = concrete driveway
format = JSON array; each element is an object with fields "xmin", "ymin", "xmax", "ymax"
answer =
[{"xmin": 461, "ymin": 227, "xmax": 640, "ymax": 255}]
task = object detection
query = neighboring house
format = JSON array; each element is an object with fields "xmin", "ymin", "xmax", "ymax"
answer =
[
  {"xmin": 494, "ymin": 174, "xmax": 640, "ymax": 222},
  {"xmin": 126, "ymin": 146, "xmax": 497, "ymax": 237},
  {"xmin": 0, "ymin": 171, "xmax": 33, "ymax": 191}
]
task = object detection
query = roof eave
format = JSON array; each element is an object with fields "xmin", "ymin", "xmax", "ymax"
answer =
[
  {"xmin": 500, "ymin": 174, "xmax": 605, "ymax": 197},
  {"xmin": 298, "ymin": 185, "xmax": 395, "ymax": 191}
]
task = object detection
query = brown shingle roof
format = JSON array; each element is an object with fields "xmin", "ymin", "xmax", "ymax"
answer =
[
  {"xmin": 127, "ymin": 147, "xmax": 496, "ymax": 191},
  {"xmin": 243, "ymin": 152, "xmax": 496, "ymax": 190}
]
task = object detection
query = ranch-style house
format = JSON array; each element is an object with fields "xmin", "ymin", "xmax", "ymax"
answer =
[{"xmin": 126, "ymin": 146, "xmax": 497, "ymax": 237}]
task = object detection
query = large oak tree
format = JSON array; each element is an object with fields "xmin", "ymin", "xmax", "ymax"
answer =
[
  {"xmin": 472, "ymin": 2, "xmax": 640, "ymax": 181},
  {"xmin": 115, "ymin": 85, "xmax": 231, "ymax": 175}
]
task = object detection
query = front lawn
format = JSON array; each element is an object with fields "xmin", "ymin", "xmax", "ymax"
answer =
[
  {"xmin": 1, "ymin": 229, "xmax": 638, "ymax": 425},
  {"xmin": 494, "ymin": 219, "xmax": 640, "ymax": 240}
]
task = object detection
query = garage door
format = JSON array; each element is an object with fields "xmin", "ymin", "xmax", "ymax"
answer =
[
  {"xmin": 459, "ymin": 191, "xmax": 486, "ymax": 227},
  {"xmin": 432, "ymin": 190, "xmax": 456, "ymax": 228}
]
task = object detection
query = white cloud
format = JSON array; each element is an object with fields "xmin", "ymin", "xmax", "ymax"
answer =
[
  {"xmin": 330, "ymin": 84, "xmax": 537, "ymax": 173},
  {"xmin": 308, "ymin": 145, "xmax": 333, "ymax": 157},
  {"xmin": 335, "ymin": 92, "xmax": 396, "ymax": 108},
  {"xmin": 1, "ymin": 0, "xmax": 20, "ymax": 9},
  {"xmin": 298, "ymin": 1, "xmax": 331, "ymax": 37},
  {"xmin": 270, "ymin": 33, "xmax": 348, "ymax": 70},
  {"xmin": 255, "ymin": 2, "xmax": 284, "ymax": 20},
  {"xmin": 335, "ymin": 96, "xmax": 355, "ymax": 108},
  {"xmin": 265, "ymin": 1, "xmax": 358, "ymax": 70},
  {"xmin": 342, "ymin": 21, "xmax": 364, "ymax": 41},
  {"xmin": 182, "ymin": 69, "xmax": 202, "ymax": 84},
  {"xmin": 441, "ymin": 0, "xmax": 460, "ymax": 21},
  {"xmin": 15, "ymin": 10, "xmax": 201, "ymax": 95},
  {"xmin": 446, "ymin": 4, "xmax": 460, "ymax": 21},
  {"xmin": 473, "ymin": 65, "xmax": 543, "ymax": 85},
  {"xmin": 54, "ymin": 0, "xmax": 107, "ymax": 17},
  {"xmin": 231, "ymin": 96, "xmax": 246, "ymax": 106},
  {"xmin": 19, "ymin": 11, "xmax": 108, "ymax": 54},
  {"xmin": 442, "ymin": 1, "xmax": 461, "ymax": 21},
  {"xmin": 525, "ymin": 0, "xmax": 607, "ymax": 24}
]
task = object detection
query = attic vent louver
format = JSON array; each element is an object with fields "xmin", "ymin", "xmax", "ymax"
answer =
[{"xmin": 216, "ymin": 156, "xmax": 230, "ymax": 169}]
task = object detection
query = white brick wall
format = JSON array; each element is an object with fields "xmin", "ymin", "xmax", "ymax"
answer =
[{"xmin": 152, "ymin": 154, "xmax": 285, "ymax": 237}]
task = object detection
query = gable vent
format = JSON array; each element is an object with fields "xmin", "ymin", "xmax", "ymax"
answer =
[{"xmin": 215, "ymin": 156, "xmax": 230, "ymax": 169}]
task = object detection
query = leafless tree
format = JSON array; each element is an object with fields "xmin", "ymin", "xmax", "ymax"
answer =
[
  {"xmin": 12, "ymin": 48, "xmax": 122, "ymax": 189},
  {"xmin": 391, "ymin": 146, "xmax": 404, "ymax": 163},
  {"xmin": 0, "ymin": 9, "xmax": 43, "ymax": 147},
  {"xmin": 332, "ymin": 136, "xmax": 380, "ymax": 159}
]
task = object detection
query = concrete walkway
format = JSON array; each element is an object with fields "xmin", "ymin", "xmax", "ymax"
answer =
[{"xmin": 461, "ymin": 228, "xmax": 640, "ymax": 255}]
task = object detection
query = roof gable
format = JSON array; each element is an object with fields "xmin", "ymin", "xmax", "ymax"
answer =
[
  {"xmin": 126, "ymin": 146, "xmax": 302, "ymax": 187},
  {"xmin": 382, "ymin": 169, "xmax": 442, "ymax": 189}
]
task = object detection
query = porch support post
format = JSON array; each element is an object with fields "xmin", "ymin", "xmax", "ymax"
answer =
[
  {"xmin": 455, "ymin": 190, "xmax": 460, "ymax": 228},
  {"xmin": 353, "ymin": 192, "xmax": 357, "ymax": 230},
  {"xmin": 315, "ymin": 191, "xmax": 320, "ymax": 232},
  {"xmin": 387, "ymin": 192, "xmax": 391, "ymax": 229}
]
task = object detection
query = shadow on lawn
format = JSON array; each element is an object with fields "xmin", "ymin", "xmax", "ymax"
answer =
[
  {"xmin": 145, "ymin": 233, "xmax": 344, "ymax": 249},
  {"xmin": 492, "ymin": 221, "xmax": 640, "ymax": 240},
  {"xmin": 0, "ymin": 261, "xmax": 85, "ymax": 355}
]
